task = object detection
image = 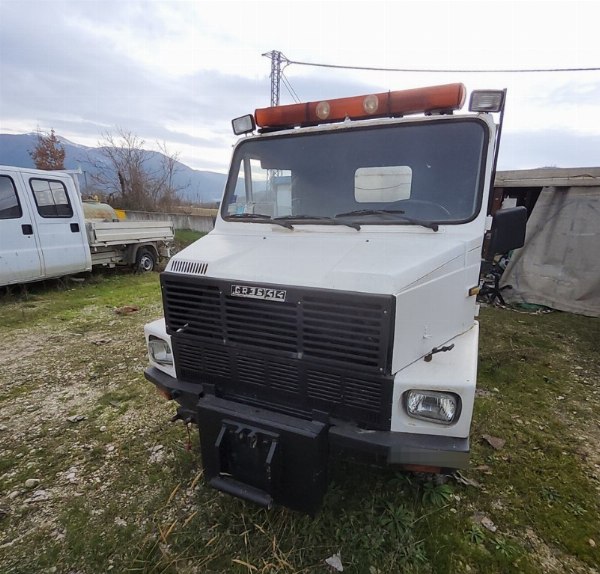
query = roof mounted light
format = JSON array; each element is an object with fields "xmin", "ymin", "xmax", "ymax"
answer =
[
  {"xmin": 232, "ymin": 114, "xmax": 256, "ymax": 135},
  {"xmin": 363, "ymin": 94, "xmax": 380, "ymax": 115},
  {"xmin": 315, "ymin": 101, "xmax": 330, "ymax": 120},
  {"xmin": 469, "ymin": 90, "xmax": 505, "ymax": 113},
  {"xmin": 254, "ymin": 83, "xmax": 467, "ymax": 129}
]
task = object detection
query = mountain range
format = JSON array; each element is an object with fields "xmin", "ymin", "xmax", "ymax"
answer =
[{"xmin": 0, "ymin": 133, "xmax": 227, "ymax": 204}]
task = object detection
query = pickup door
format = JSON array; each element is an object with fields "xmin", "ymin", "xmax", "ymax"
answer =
[
  {"xmin": 0, "ymin": 173, "xmax": 43, "ymax": 285},
  {"xmin": 20, "ymin": 171, "xmax": 91, "ymax": 279},
  {"xmin": 0, "ymin": 167, "xmax": 92, "ymax": 285}
]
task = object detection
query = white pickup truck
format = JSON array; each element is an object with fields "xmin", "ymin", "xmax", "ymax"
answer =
[{"xmin": 0, "ymin": 165, "xmax": 174, "ymax": 287}]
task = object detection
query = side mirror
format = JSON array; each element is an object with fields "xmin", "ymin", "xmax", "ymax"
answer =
[{"xmin": 484, "ymin": 206, "xmax": 527, "ymax": 260}]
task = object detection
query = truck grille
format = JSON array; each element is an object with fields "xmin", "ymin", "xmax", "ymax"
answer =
[{"xmin": 162, "ymin": 273, "xmax": 395, "ymax": 429}]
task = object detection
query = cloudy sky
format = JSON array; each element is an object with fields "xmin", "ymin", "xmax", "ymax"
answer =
[{"xmin": 1, "ymin": 0, "xmax": 599, "ymax": 173}]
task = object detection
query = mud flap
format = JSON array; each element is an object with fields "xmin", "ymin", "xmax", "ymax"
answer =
[{"xmin": 197, "ymin": 395, "xmax": 328, "ymax": 514}]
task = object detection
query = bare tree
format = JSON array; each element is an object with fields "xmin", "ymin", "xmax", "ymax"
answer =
[
  {"xmin": 92, "ymin": 128, "xmax": 185, "ymax": 211},
  {"xmin": 153, "ymin": 141, "xmax": 187, "ymax": 211},
  {"xmin": 29, "ymin": 128, "xmax": 66, "ymax": 170}
]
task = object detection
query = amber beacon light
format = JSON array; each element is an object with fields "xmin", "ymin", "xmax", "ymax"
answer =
[{"xmin": 254, "ymin": 83, "xmax": 467, "ymax": 129}]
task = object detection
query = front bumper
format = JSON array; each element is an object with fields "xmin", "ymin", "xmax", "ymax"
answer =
[{"xmin": 145, "ymin": 366, "xmax": 469, "ymax": 470}]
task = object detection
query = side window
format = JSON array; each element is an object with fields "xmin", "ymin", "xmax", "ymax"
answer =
[
  {"xmin": 226, "ymin": 159, "xmax": 292, "ymax": 218},
  {"xmin": 0, "ymin": 176, "xmax": 23, "ymax": 219},
  {"xmin": 30, "ymin": 178, "xmax": 73, "ymax": 218}
]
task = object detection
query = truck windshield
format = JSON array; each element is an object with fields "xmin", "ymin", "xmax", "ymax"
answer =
[{"xmin": 222, "ymin": 118, "xmax": 488, "ymax": 226}]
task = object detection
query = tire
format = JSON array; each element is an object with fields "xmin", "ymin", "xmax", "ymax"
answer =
[{"xmin": 135, "ymin": 248, "xmax": 157, "ymax": 273}]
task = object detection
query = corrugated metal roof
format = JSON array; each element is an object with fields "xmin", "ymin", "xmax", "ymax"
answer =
[{"xmin": 495, "ymin": 167, "xmax": 600, "ymax": 188}]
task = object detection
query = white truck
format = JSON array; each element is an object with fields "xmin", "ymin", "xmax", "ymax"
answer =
[
  {"xmin": 144, "ymin": 83, "xmax": 526, "ymax": 513},
  {"xmin": 0, "ymin": 165, "xmax": 174, "ymax": 287}
]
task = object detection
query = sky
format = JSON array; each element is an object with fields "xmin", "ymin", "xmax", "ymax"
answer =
[{"xmin": 1, "ymin": 0, "xmax": 599, "ymax": 173}]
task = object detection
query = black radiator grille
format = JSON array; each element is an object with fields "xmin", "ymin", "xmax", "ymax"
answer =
[
  {"xmin": 302, "ymin": 298, "xmax": 384, "ymax": 368},
  {"xmin": 269, "ymin": 362, "xmax": 299, "ymax": 394},
  {"xmin": 162, "ymin": 274, "xmax": 395, "ymax": 429},
  {"xmin": 175, "ymin": 339, "xmax": 393, "ymax": 428},
  {"xmin": 225, "ymin": 297, "xmax": 297, "ymax": 353},
  {"xmin": 164, "ymin": 282, "xmax": 221, "ymax": 340},
  {"xmin": 307, "ymin": 370, "xmax": 342, "ymax": 402}
]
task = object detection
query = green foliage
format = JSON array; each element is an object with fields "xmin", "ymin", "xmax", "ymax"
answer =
[
  {"xmin": 541, "ymin": 485, "xmax": 561, "ymax": 504},
  {"xmin": 466, "ymin": 524, "xmax": 486, "ymax": 545},
  {"xmin": 421, "ymin": 481, "xmax": 453, "ymax": 507},
  {"xmin": 379, "ymin": 501, "xmax": 415, "ymax": 536},
  {"xmin": 494, "ymin": 536, "xmax": 521, "ymax": 560}
]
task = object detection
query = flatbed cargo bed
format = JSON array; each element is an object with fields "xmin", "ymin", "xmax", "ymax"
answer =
[{"xmin": 86, "ymin": 220, "xmax": 174, "ymax": 247}]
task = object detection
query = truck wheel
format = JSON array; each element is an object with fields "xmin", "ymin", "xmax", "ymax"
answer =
[{"xmin": 135, "ymin": 248, "xmax": 156, "ymax": 273}]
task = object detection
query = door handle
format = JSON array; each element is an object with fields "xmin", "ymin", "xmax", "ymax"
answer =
[
  {"xmin": 70, "ymin": 223, "xmax": 80, "ymax": 232},
  {"xmin": 22, "ymin": 224, "xmax": 33, "ymax": 235}
]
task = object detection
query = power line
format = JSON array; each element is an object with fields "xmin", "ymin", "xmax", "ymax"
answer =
[
  {"xmin": 286, "ymin": 57, "xmax": 600, "ymax": 74},
  {"xmin": 263, "ymin": 49, "xmax": 599, "ymax": 111},
  {"xmin": 281, "ymin": 72, "xmax": 301, "ymax": 103}
]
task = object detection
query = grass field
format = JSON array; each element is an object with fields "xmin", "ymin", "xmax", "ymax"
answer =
[
  {"xmin": 0, "ymin": 271, "xmax": 598, "ymax": 573},
  {"xmin": 173, "ymin": 229, "xmax": 205, "ymax": 252}
]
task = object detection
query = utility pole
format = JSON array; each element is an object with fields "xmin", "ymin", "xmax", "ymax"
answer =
[
  {"xmin": 262, "ymin": 50, "xmax": 287, "ymax": 107},
  {"xmin": 261, "ymin": 51, "xmax": 287, "ymax": 194}
]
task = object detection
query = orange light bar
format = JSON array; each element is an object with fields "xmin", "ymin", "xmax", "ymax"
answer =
[{"xmin": 255, "ymin": 83, "xmax": 466, "ymax": 129}]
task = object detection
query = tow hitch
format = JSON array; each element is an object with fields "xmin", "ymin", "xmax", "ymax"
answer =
[{"xmin": 198, "ymin": 395, "xmax": 328, "ymax": 514}]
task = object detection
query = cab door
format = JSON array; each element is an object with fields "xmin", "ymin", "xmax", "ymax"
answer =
[
  {"xmin": 24, "ymin": 173, "xmax": 91, "ymax": 278},
  {"xmin": 0, "ymin": 173, "xmax": 43, "ymax": 286}
]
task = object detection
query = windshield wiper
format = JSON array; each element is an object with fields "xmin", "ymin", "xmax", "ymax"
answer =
[
  {"xmin": 334, "ymin": 209, "xmax": 438, "ymax": 232},
  {"xmin": 228, "ymin": 212, "xmax": 361, "ymax": 231},
  {"xmin": 273, "ymin": 214, "xmax": 360, "ymax": 230},
  {"xmin": 376, "ymin": 217, "xmax": 439, "ymax": 231},
  {"xmin": 227, "ymin": 213, "xmax": 292, "ymax": 229},
  {"xmin": 273, "ymin": 214, "xmax": 331, "ymax": 221},
  {"xmin": 334, "ymin": 208, "xmax": 405, "ymax": 217}
]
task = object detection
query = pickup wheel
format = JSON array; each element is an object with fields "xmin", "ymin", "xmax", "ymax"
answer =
[{"xmin": 135, "ymin": 248, "xmax": 157, "ymax": 273}]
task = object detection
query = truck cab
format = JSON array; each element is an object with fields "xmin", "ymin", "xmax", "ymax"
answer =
[
  {"xmin": 144, "ymin": 84, "xmax": 525, "ymax": 513},
  {"xmin": 0, "ymin": 166, "xmax": 91, "ymax": 285}
]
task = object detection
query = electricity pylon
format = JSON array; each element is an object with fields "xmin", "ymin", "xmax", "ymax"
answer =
[{"xmin": 262, "ymin": 50, "xmax": 287, "ymax": 107}]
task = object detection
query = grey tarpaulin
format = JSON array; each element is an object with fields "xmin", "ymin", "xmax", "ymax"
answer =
[{"xmin": 500, "ymin": 186, "xmax": 600, "ymax": 317}]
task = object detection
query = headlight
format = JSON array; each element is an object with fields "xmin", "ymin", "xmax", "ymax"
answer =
[
  {"xmin": 148, "ymin": 336, "xmax": 173, "ymax": 366},
  {"xmin": 405, "ymin": 390, "xmax": 460, "ymax": 424}
]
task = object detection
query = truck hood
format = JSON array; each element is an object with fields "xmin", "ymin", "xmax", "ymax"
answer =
[{"xmin": 168, "ymin": 230, "xmax": 476, "ymax": 295}]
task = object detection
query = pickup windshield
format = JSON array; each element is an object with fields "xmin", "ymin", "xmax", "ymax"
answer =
[{"xmin": 222, "ymin": 118, "xmax": 488, "ymax": 226}]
